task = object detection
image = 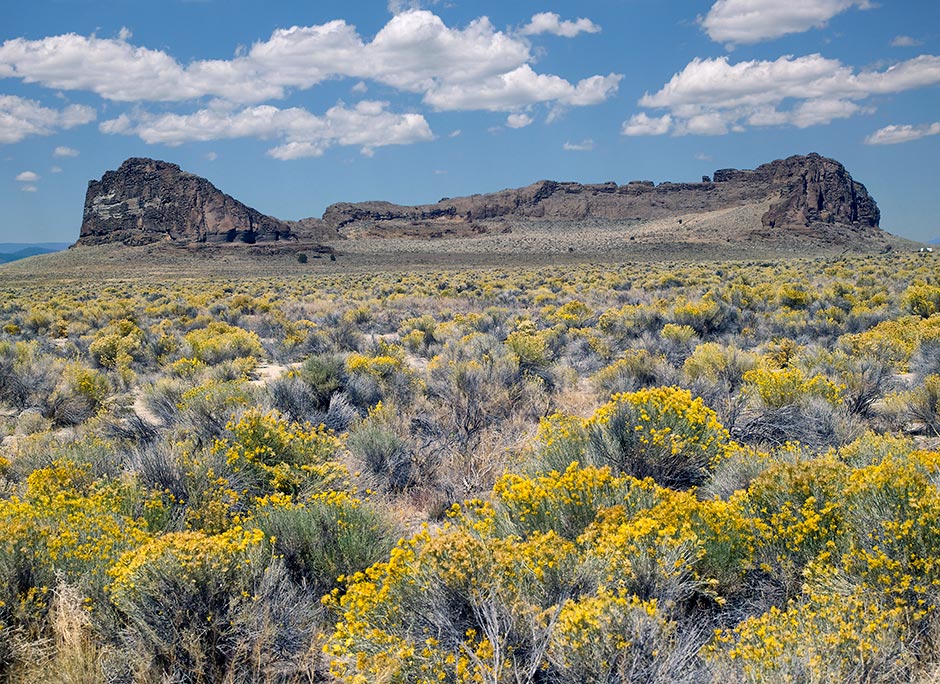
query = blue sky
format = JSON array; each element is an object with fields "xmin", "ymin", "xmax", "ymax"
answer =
[{"xmin": 2, "ymin": 0, "xmax": 939, "ymax": 243}]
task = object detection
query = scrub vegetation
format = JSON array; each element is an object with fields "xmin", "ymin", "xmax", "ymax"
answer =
[{"xmin": 1, "ymin": 252, "xmax": 939, "ymax": 682}]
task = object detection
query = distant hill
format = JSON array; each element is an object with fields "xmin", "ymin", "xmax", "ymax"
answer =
[
  {"xmin": 0, "ymin": 242, "xmax": 69, "ymax": 264},
  {"xmin": 929, "ymin": 238, "xmax": 940, "ymax": 245},
  {"xmin": 0, "ymin": 242, "xmax": 70, "ymax": 253}
]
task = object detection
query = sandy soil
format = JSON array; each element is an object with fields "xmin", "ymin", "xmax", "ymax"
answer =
[{"xmin": 250, "ymin": 362, "xmax": 295, "ymax": 386}]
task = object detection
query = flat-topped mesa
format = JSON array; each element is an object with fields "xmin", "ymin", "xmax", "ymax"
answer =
[
  {"xmin": 78, "ymin": 158, "xmax": 294, "ymax": 246},
  {"xmin": 319, "ymin": 153, "xmax": 881, "ymax": 239}
]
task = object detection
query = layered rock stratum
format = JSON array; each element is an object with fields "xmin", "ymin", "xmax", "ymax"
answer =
[{"xmin": 76, "ymin": 153, "xmax": 887, "ymax": 249}]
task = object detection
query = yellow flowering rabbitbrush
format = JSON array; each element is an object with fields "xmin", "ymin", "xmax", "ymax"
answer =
[
  {"xmin": 215, "ymin": 408, "xmax": 346, "ymax": 496},
  {"xmin": 585, "ymin": 386, "xmax": 734, "ymax": 488}
]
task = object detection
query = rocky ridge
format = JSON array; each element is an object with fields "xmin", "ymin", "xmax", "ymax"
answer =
[
  {"xmin": 316, "ymin": 153, "xmax": 881, "ymax": 242},
  {"xmin": 75, "ymin": 153, "xmax": 884, "ymax": 249}
]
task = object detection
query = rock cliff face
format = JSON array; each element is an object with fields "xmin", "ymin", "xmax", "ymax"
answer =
[
  {"xmin": 76, "ymin": 153, "xmax": 883, "ymax": 248},
  {"xmin": 78, "ymin": 158, "xmax": 294, "ymax": 246},
  {"xmin": 319, "ymin": 153, "xmax": 881, "ymax": 240},
  {"xmin": 747, "ymin": 154, "xmax": 880, "ymax": 231}
]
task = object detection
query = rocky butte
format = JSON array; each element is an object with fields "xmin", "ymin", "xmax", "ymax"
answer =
[
  {"xmin": 75, "ymin": 153, "xmax": 886, "ymax": 248},
  {"xmin": 78, "ymin": 158, "xmax": 297, "ymax": 246}
]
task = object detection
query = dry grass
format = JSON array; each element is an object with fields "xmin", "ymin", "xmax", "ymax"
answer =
[
  {"xmin": 2, "ymin": 208, "xmax": 917, "ymax": 284},
  {"xmin": 7, "ymin": 583, "xmax": 109, "ymax": 684}
]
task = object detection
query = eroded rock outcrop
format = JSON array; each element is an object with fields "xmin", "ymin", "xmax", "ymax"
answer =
[
  {"xmin": 76, "ymin": 153, "xmax": 884, "ymax": 249},
  {"xmin": 78, "ymin": 158, "xmax": 295, "ymax": 246},
  {"xmin": 318, "ymin": 153, "xmax": 882, "ymax": 241},
  {"xmin": 752, "ymin": 154, "xmax": 880, "ymax": 230}
]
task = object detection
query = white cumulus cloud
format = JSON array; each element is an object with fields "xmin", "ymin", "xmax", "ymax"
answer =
[
  {"xmin": 865, "ymin": 122, "xmax": 940, "ymax": 145},
  {"xmin": 0, "ymin": 10, "xmax": 620, "ymax": 155},
  {"xmin": 0, "ymin": 11, "xmax": 620, "ymax": 116},
  {"xmin": 788, "ymin": 98, "xmax": 863, "ymax": 128},
  {"xmin": 520, "ymin": 12, "xmax": 601, "ymax": 38},
  {"xmin": 625, "ymin": 53, "xmax": 940, "ymax": 136},
  {"xmin": 622, "ymin": 113, "xmax": 672, "ymax": 136},
  {"xmin": 701, "ymin": 0, "xmax": 873, "ymax": 46},
  {"xmin": 506, "ymin": 112, "xmax": 533, "ymax": 128},
  {"xmin": 15, "ymin": 170, "xmax": 39, "ymax": 181},
  {"xmin": 53, "ymin": 145, "xmax": 79, "ymax": 157},
  {"xmin": 101, "ymin": 100, "xmax": 434, "ymax": 159},
  {"xmin": 0, "ymin": 32, "xmax": 267, "ymax": 102},
  {"xmin": 0, "ymin": 94, "xmax": 95, "ymax": 144},
  {"xmin": 424, "ymin": 65, "xmax": 620, "ymax": 111}
]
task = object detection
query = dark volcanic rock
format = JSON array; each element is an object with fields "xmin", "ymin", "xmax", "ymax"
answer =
[
  {"xmin": 317, "ymin": 153, "xmax": 882, "ymax": 242},
  {"xmin": 78, "ymin": 158, "xmax": 295, "ymax": 246},
  {"xmin": 754, "ymin": 154, "xmax": 880, "ymax": 230},
  {"xmin": 78, "ymin": 153, "xmax": 885, "ymax": 250}
]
